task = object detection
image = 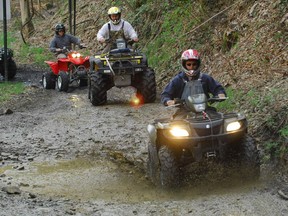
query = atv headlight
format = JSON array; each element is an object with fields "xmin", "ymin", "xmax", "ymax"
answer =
[
  {"xmin": 170, "ymin": 126, "xmax": 189, "ymax": 137},
  {"xmin": 72, "ymin": 53, "xmax": 81, "ymax": 58},
  {"xmin": 226, "ymin": 121, "xmax": 241, "ymax": 132}
]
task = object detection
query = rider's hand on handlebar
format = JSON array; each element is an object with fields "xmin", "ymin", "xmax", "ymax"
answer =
[
  {"xmin": 56, "ymin": 48, "xmax": 62, "ymax": 52},
  {"xmin": 218, "ymin": 93, "xmax": 226, "ymax": 98},
  {"xmin": 99, "ymin": 38, "xmax": 107, "ymax": 43},
  {"xmin": 166, "ymin": 100, "xmax": 175, "ymax": 106},
  {"xmin": 79, "ymin": 44, "xmax": 86, "ymax": 49}
]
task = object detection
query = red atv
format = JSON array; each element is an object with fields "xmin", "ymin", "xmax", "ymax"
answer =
[{"xmin": 43, "ymin": 47, "xmax": 90, "ymax": 92}]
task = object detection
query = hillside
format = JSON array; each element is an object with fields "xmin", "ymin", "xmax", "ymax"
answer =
[{"xmin": 9, "ymin": 0, "xmax": 288, "ymax": 168}]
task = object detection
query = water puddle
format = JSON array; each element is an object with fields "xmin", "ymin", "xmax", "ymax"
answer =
[
  {"xmin": 2, "ymin": 158, "xmax": 262, "ymax": 203},
  {"xmin": 3, "ymin": 158, "xmax": 163, "ymax": 202}
]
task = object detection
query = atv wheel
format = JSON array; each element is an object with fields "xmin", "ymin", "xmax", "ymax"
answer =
[
  {"xmin": 158, "ymin": 146, "xmax": 180, "ymax": 188},
  {"xmin": 147, "ymin": 143, "xmax": 160, "ymax": 186},
  {"xmin": 57, "ymin": 71, "xmax": 69, "ymax": 92},
  {"xmin": 42, "ymin": 72, "xmax": 56, "ymax": 89},
  {"xmin": 0, "ymin": 60, "xmax": 17, "ymax": 80},
  {"xmin": 239, "ymin": 135, "xmax": 260, "ymax": 179},
  {"xmin": 137, "ymin": 68, "xmax": 156, "ymax": 103},
  {"xmin": 88, "ymin": 77, "xmax": 91, "ymax": 99},
  {"xmin": 90, "ymin": 73, "xmax": 111, "ymax": 106}
]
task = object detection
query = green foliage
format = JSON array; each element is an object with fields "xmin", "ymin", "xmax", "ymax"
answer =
[
  {"xmin": 273, "ymin": 31, "xmax": 285, "ymax": 40},
  {"xmin": 212, "ymin": 87, "xmax": 241, "ymax": 111},
  {"xmin": 263, "ymin": 141, "xmax": 281, "ymax": 159},
  {"xmin": 18, "ymin": 44, "xmax": 53, "ymax": 67},
  {"xmin": 280, "ymin": 125, "xmax": 288, "ymax": 138},
  {"xmin": 263, "ymin": 137, "xmax": 288, "ymax": 162},
  {"xmin": 142, "ymin": 2, "xmax": 205, "ymax": 70},
  {"xmin": 0, "ymin": 82, "xmax": 25, "ymax": 103},
  {"xmin": 246, "ymin": 89, "xmax": 259, "ymax": 107},
  {"xmin": 246, "ymin": 88, "xmax": 279, "ymax": 111},
  {"xmin": 0, "ymin": 33, "xmax": 16, "ymax": 47},
  {"xmin": 222, "ymin": 31, "xmax": 240, "ymax": 52},
  {"xmin": 279, "ymin": 0, "xmax": 288, "ymax": 12}
]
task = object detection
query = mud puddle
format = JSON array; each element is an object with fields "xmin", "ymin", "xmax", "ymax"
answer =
[{"xmin": 2, "ymin": 157, "xmax": 262, "ymax": 203}]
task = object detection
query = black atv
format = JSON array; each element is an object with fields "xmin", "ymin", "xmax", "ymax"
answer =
[
  {"xmin": 147, "ymin": 80, "xmax": 260, "ymax": 188},
  {"xmin": 0, "ymin": 47, "xmax": 17, "ymax": 80},
  {"xmin": 88, "ymin": 38, "xmax": 156, "ymax": 106}
]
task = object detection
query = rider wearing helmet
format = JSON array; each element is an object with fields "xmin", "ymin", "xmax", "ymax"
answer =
[
  {"xmin": 161, "ymin": 49, "xmax": 226, "ymax": 106},
  {"xmin": 49, "ymin": 23, "xmax": 83, "ymax": 58},
  {"xmin": 97, "ymin": 6, "xmax": 139, "ymax": 53}
]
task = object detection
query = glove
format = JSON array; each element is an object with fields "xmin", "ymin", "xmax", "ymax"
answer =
[
  {"xmin": 99, "ymin": 38, "xmax": 106, "ymax": 43},
  {"xmin": 55, "ymin": 48, "xmax": 62, "ymax": 52},
  {"xmin": 79, "ymin": 44, "xmax": 86, "ymax": 49}
]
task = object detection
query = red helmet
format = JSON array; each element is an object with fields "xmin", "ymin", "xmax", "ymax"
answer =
[{"xmin": 181, "ymin": 49, "xmax": 201, "ymax": 77}]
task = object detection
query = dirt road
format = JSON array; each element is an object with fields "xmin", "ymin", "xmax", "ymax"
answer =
[{"xmin": 0, "ymin": 66, "xmax": 287, "ymax": 215}]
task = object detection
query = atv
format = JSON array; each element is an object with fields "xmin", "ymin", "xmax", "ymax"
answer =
[
  {"xmin": 43, "ymin": 47, "xmax": 89, "ymax": 92},
  {"xmin": 147, "ymin": 79, "xmax": 260, "ymax": 188},
  {"xmin": 0, "ymin": 47, "xmax": 17, "ymax": 80},
  {"xmin": 88, "ymin": 38, "xmax": 156, "ymax": 106}
]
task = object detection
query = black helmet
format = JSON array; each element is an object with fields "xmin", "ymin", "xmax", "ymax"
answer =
[{"xmin": 55, "ymin": 23, "xmax": 65, "ymax": 35}]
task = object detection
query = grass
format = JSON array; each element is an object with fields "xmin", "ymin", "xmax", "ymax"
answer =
[
  {"xmin": 280, "ymin": 125, "xmax": 288, "ymax": 138},
  {"xmin": 0, "ymin": 82, "xmax": 25, "ymax": 103},
  {"xmin": 0, "ymin": 33, "xmax": 16, "ymax": 47},
  {"xmin": 18, "ymin": 44, "xmax": 53, "ymax": 67},
  {"xmin": 213, "ymin": 87, "xmax": 243, "ymax": 112}
]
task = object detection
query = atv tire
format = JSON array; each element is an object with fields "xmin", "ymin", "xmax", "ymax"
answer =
[
  {"xmin": 137, "ymin": 68, "xmax": 156, "ymax": 103},
  {"xmin": 0, "ymin": 60, "xmax": 17, "ymax": 80},
  {"xmin": 239, "ymin": 135, "xmax": 260, "ymax": 179},
  {"xmin": 42, "ymin": 71, "xmax": 56, "ymax": 89},
  {"xmin": 158, "ymin": 146, "xmax": 180, "ymax": 188},
  {"xmin": 57, "ymin": 71, "xmax": 69, "ymax": 92},
  {"xmin": 90, "ymin": 73, "xmax": 111, "ymax": 106},
  {"xmin": 147, "ymin": 143, "xmax": 160, "ymax": 186}
]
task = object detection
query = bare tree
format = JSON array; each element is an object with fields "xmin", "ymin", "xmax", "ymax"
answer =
[
  {"xmin": 19, "ymin": 0, "xmax": 35, "ymax": 38},
  {"xmin": 37, "ymin": 0, "xmax": 41, "ymax": 9}
]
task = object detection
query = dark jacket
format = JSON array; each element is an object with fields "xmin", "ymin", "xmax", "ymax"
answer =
[
  {"xmin": 161, "ymin": 71, "xmax": 226, "ymax": 106},
  {"xmin": 49, "ymin": 34, "xmax": 80, "ymax": 53}
]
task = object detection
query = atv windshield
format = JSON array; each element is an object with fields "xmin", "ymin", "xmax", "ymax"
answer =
[{"xmin": 181, "ymin": 80, "xmax": 207, "ymax": 112}]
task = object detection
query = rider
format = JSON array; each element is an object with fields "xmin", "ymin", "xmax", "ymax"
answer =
[
  {"xmin": 49, "ymin": 23, "xmax": 83, "ymax": 58},
  {"xmin": 97, "ymin": 6, "xmax": 139, "ymax": 53},
  {"xmin": 161, "ymin": 49, "xmax": 226, "ymax": 107}
]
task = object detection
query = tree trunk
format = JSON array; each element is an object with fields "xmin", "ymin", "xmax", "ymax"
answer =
[
  {"xmin": 37, "ymin": 0, "xmax": 41, "ymax": 9},
  {"xmin": 19, "ymin": 0, "xmax": 35, "ymax": 37}
]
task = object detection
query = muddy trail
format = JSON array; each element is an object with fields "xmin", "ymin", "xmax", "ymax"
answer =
[{"xmin": 0, "ymin": 66, "xmax": 287, "ymax": 216}]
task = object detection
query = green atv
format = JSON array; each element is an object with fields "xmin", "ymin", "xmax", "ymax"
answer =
[{"xmin": 88, "ymin": 39, "xmax": 156, "ymax": 106}]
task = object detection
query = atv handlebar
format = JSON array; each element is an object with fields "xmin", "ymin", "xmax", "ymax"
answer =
[
  {"xmin": 57, "ymin": 45, "xmax": 87, "ymax": 53},
  {"xmin": 166, "ymin": 96, "xmax": 228, "ymax": 108},
  {"xmin": 208, "ymin": 97, "xmax": 228, "ymax": 103}
]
